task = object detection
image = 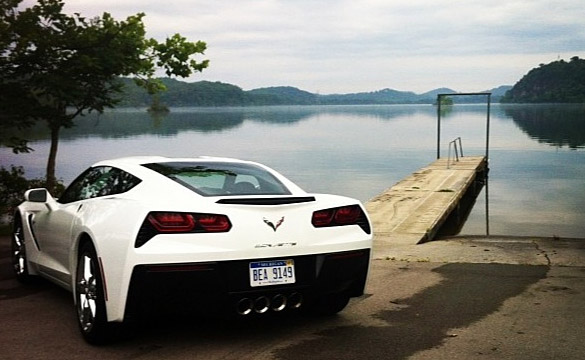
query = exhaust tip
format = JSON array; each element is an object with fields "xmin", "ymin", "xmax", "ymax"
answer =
[
  {"xmin": 288, "ymin": 292, "xmax": 303, "ymax": 309},
  {"xmin": 236, "ymin": 298, "xmax": 253, "ymax": 316},
  {"xmin": 254, "ymin": 296, "xmax": 270, "ymax": 314},
  {"xmin": 271, "ymin": 294, "xmax": 287, "ymax": 312}
]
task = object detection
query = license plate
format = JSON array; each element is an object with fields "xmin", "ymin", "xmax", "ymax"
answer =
[{"xmin": 249, "ymin": 259, "xmax": 296, "ymax": 287}]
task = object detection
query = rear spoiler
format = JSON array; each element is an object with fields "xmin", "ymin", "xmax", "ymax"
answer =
[{"xmin": 216, "ymin": 196, "xmax": 316, "ymax": 205}]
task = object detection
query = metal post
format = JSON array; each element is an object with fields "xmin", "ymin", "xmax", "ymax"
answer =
[
  {"xmin": 485, "ymin": 94, "xmax": 491, "ymax": 236},
  {"xmin": 486, "ymin": 93, "xmax": 491, "ymax": 160},
  {"xmin": 485, "ymin": 173, "xmax": 490, "ymax": 236},
  {"xmin": 437, "ymin": 95, "xmax": 442, "ymax": 159}
]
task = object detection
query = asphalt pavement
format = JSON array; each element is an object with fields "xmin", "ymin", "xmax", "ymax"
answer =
[{"xmin": 1, "ymin": 234, "xmax": 585, "ymax": 359}]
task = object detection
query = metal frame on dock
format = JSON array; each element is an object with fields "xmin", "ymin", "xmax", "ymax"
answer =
[{"xmin": 436, "ymin": 92, "xmax": 491, "ymax": 160}]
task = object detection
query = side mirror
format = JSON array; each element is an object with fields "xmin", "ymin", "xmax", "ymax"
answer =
[{"xmin": 25, "ymin": 188, "xmax": 48, "ymax": 203}]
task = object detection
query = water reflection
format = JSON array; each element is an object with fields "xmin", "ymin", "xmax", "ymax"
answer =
[
  {"xmin": 504, "ymin": 104, "xmax": 585, "ymax": 149},
  {"xmin": 2, "ymin": 105, "xmax": 441, "ymax": 143},
  {"xmin": 0, "ymin": 110, "xmax": 245, "ymax": 142},
  {"xmin": 437, "ymin": 168, "xmax": 489, "ymax": 238},
  {"xmin": 7, "ymin": 104, "xmax": 585, "ymax": 148},
  {"xmin": 1, "ymin": 104, "xmax": 583, "ymax": 239},
  {"xmin": 72, "ymin": 110, "xmax": 247, "ymax": 138}
]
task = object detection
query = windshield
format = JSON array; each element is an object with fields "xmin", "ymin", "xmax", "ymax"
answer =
[{"xmin": 143, "ymin": 161, "xmax": 291, "ymax": 196}]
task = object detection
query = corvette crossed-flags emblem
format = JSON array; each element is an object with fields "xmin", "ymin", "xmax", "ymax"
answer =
[{"xmin": 263, "ymin": 216, "xmax": 285, "ymax": 232}]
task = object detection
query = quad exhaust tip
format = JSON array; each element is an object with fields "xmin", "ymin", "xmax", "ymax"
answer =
[
  {"xmin": 271, "ymin": 294, "xmax": 287, "ymax": 312},
  {"xmin": 254, "ymin": 296, "xmax": 270, "ymax": 314},
  {"xmin": 236, "ymin": 298, "xmax": 254, "ymax": 316},
  {"xmin": 288, "ymin": 292, "xmax": 303, "ymax": 309},
  {"xmin": 236, "ymin": 293, "xmax": 303, "ymax": 316}
]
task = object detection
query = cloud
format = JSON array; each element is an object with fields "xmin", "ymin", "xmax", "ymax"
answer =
[{"xmin": 38, "ymin": 0, "xmax": 585, "ymax": 92}]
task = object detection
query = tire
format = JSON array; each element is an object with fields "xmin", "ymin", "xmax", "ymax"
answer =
[
  {"xmin": 76, "ymin": 241, "xmax": 114, "ymax": 344},
  {"xmin": 11, "ymin": 216, "xmax": 34, "ymax": 283},
  {"xmin": 308, "ymin": 292, "xmax": 351, "ymax": 316}
]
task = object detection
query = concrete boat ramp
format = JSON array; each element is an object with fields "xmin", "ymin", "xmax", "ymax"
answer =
[{"xmin": 366, "ymin": 155, "xmax": 487, "ymax": 248}]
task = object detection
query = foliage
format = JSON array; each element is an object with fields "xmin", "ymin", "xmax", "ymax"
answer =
[
  {"xmin": 161, "ymin": 80, "xmax": 246, "ymax": 106},
  {"xmin": 118, "ymin": 80, "xmax": 511, "ymax": 107},
  {"xmin": 435, "ymin": 96, "xmax": 453, "ymax": 106},
  {"xmin": 321, "ymin": 88, "xmax": 420, "ymax": 104},
  {"xmin": 246, "ymin": 86, "xmax": 317, "ymax": 105},
  {"xmin": 0, "ymin": 0, "xmax": 208, "ymax": 191},
  {"xmin": 119, "ymin": 78, "xmax": 247, "ymax": 106},
  {"xmin": 502, "ymin": 57, "xmax": 585, "ymax": 103},
  {"xmin": 0, "ymin": 165, "xmax": 65, "ymax": 223}
]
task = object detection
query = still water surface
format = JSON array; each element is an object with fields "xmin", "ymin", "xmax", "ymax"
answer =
[{"xmin": 1, "ymin": 104, "xmax": 584, "ymax": 238}]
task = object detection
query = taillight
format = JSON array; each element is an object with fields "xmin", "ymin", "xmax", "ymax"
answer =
[
  {"xmin": 311, "ymin": 209, "xmax": 335, "ymax": 227},
  {"xmin": 195, "ymin": 214, "xmax": 231, "ymax": 232},
  {"xmin": 334, "ymin": 206, "xmax": 361, "ymax": 224},
  {"xmin": 312, "ymin": 205, "xmax": 371, "ymax": 234},
  {"xmin": 136, "ymin": 211, "xmax": 232, "ymax": 247},
  {"xmin": 148, "ymin": 213, "xmax": 195, "ymax": 232}
]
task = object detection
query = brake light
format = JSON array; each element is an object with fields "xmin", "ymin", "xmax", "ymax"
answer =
[
  {"xmin": 136, "ymin": 211, "xmax": 232, "ymax": 247},
  {"xmin": 196, "ymin": 214, "xmax": 231, "ymax": 232},
  {"xmin": 148, "ymin": 213, "xmax": 195, "ymax": 232},
  {"xmin": 311, "ymin": 209, "xmax": 335, "ymax": 227},
  {"xmin": 334, "ymin": 206, "xmax": 361, "ymax": 224},
  {"xmin": 312, "ymin": 205, "xmax": 371, "ymax": 234}
]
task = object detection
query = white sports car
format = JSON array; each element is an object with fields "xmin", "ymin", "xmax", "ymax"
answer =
[{"xmin": 12, "ymin": 156, "xmax": 372, "ymax": 344}]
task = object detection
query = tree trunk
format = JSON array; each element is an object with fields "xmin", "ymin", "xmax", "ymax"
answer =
[{"xmin": 46, "ymin": 124, "xmax": 60, "ymax": 194}]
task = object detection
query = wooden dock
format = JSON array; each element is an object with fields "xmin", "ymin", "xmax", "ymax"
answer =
[{"xmin": 366, "ymin": 156, "xmax": 487, "ymax": 246}]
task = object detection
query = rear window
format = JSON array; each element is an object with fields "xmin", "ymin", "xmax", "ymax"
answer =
[{"xmin": 143, "ymin": 161, "xmax": 292, "ymax": 197}]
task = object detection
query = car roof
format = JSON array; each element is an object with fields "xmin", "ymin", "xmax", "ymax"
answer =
[
  {"xmin": 85, "ymin": 156, "xmax": 307, "ymax": 198},
  {"xmin": 92, "ymin": 156, "xmax": 249, "ymax": 167}
]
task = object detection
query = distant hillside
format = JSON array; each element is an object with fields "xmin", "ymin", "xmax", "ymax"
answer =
[
  {"xmin": 502, "ymin": 57, "xmax": 585, "ymax": 103},
  {"xmin": 119, "ymin": 78, "xmax": 247, "ymax": 107},
  {"xmin": 246, "ymin": 86, "xmax": 317, "ymax": 105},
  {"xmin": 117, "ymin": 78, "xmax": 508, "ymax": 107},
  {"xmin": 319, "ymin": 88, "xmax": 420, "ymax": 104}
]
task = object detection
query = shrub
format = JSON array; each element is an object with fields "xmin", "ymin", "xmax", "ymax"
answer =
[{"xmin": 0, "ymin": 165, "xmax": 64, "ymax": 224}]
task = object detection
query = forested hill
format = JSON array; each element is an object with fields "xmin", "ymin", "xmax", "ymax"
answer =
[
  {"xmin": 502, "ymin": 57, "xmax": 585, "ymax": 103},
  {"xmin": 118, "ymin": 78, "xmax": 510, "ymax": 107}
]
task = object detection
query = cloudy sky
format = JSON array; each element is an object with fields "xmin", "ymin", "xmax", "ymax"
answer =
[{"xmin": 24, "ymin": 0, "xmax": 585, "ymax": 94}]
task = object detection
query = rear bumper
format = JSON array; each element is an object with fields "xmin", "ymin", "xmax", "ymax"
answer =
[{"xmin": 124, "ymin": 249, "xmax": 370, "ymax": 320}]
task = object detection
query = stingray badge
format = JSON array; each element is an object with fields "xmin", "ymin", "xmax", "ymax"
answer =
[{"xmin": 263, "ymin": 216, "xmax": 285, "ymax": 232}]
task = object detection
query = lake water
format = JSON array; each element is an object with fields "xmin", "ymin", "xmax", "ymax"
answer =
[{"xmin": 1, "ymin": 104, "xmax": 584, "ymax": 239}]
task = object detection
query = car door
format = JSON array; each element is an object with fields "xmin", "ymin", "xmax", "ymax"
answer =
[
  {"xmin": 31, "ymin": 200, "xmax": 82, "ymax": 284},
  {"xmin": 32, "ymin": 166, "xmax": 120, "ymax": 284}
]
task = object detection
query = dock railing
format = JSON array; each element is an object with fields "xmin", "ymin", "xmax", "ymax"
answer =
[{"xmin": 447, "ymin": 137, "xmax": 463, "ymax": 168}]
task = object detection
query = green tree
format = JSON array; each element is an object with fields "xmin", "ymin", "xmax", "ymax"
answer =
[
  {"xmin": 502, "ymin": 57, "xmax": 585, "ymax": 103},
  {"xmin": 0, "ymin": 0, "xmax": 208, "ymax": 191}
]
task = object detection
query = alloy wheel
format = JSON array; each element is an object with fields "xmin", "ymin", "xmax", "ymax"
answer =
[
  {"xmin": 76, "ymin": 252, "xmax": 98, "ymax": 333},
  {"xmin": 11, "ymin": 219, "xmax": 28, "ymax": 278}
]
